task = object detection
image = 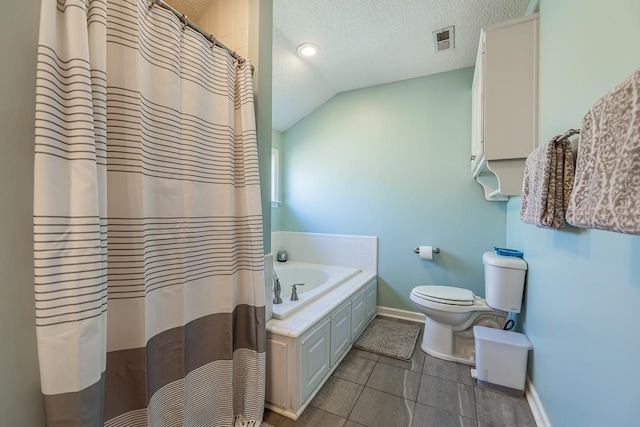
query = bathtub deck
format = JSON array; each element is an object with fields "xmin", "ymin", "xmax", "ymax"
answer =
[
  {"xmin": 267, "ymin": 270, "xmax": 376, "ymax": 338},
  {"xmin": 271, "ymin": 261, "xmax": 360, "ymax": 320}
]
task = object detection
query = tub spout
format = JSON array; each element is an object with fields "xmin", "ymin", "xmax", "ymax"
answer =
[
  {"xmin": 273, "ymin": 271, "xmax": 282, "ymax": 304},
  {"xmin": 290, "ymin": 283, "xmax": 305, "ymax": 301}
]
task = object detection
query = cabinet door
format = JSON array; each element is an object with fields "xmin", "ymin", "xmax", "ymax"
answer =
[
  {"xmin": 266, "ymin": 338, "xmax": 288, "ymax": 408},
  {"xmin": 330, "ymin": 303, "xmax": 351, "ymax": 366},
  {"xmin": 351, "ymin": 290, "xmax": 366, "ymax": 342},
  {"xmin": 483, "ymin": 16, "xmax": 538, "ymax": 160},
  {"xmin": 299, "ymin": 319, "xmax": 331, "ymax": 403},
  {"xmin": 365, "ymin": 280, "xmax": 377, "ymax": 323},
  {"xmin": 471, "ymin": 34, "xmax": 485, "ymax": 171}
]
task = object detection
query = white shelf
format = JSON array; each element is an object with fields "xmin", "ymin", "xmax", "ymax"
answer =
[{"xmin": 473, "ymin": 158, "xmax": 509, "ymax": 201}]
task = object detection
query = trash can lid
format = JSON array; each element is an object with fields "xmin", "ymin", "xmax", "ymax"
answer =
[{"xmin": 473, "ymin": 325, "xmax": 533, "ymax": 349}]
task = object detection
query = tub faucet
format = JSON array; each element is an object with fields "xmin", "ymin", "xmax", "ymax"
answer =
[
  {"xmin": 290, "ymin": 283, "xmax": 305, "ymax": 301},
  {"xmin": 273, "ymin": 271, "xmax": 282, "ymax": 304}
]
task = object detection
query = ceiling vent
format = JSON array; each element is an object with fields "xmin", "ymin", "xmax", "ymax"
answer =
[{"xmin": 433, "ymin": 26, "xmax": 455, "ymax": 52}]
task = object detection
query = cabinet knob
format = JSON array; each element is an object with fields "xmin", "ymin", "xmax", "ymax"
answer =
[{"xmin": 470, "ymin": 155, "xmax": 476, "ymax": 161}]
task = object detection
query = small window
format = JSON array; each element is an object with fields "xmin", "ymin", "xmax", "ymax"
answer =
[{"xmin": 271, "ymin": 148, "xmax": 281, "ymax": 208}]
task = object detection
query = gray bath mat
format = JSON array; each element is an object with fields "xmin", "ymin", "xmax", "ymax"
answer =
[{"xmin": 353, "ymin": 319, "xmax": 420, "ymax": 361}]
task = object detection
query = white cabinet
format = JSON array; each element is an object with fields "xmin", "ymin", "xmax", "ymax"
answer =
[
  {"xmin": 471, "ymin": 14, "xmax": 539, "ymax": 201},
  {"xmin": 365, "ymin": 279, "xmax": 377, "ymax": 323},
  {"xmin": 299, "ymin": 319, "xmax": 331, "ymax": 403},
  {"xmin": 330, "ymin": 302, "xmax": 351, "ymax": 366},
  {"xmin": 265, "ymin": 276, "xmax": 377, "ymax": 420},
  {"xmin": 351, "ymin": 290, "xmax": 366, "ymax": 341}
]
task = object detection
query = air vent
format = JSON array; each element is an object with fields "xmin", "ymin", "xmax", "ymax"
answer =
[{"xmin": 433, "ymin": 26, "xmax": 455, "ymax": 52}]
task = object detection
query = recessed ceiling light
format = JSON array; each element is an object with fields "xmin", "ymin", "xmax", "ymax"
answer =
[{"xmin": 297, "ymin": 43, "xmax": 319, "ymax": 57}]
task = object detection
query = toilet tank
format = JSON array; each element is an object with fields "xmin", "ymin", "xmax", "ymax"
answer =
[{"xmin": 483, "ymin": 252, "xmax": 528, "ymax": 313}]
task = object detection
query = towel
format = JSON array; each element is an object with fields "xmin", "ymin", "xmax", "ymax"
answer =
[
  {"xmin": 520, "ymin": 136, "xmax": 574, "ymax": 229},
  {"xmin": 566, "ymin": 68, "xmax": 640, "ymax": 235}
]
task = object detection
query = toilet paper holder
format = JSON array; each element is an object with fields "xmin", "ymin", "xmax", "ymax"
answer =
[{"xmin": 413, "ymin": 247, "xmax": 440, "ymax": 254}]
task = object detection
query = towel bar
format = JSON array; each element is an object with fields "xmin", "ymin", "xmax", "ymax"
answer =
[{"xmin": 556, "ymin": 128, "xmax": 580, "ymax": 142}]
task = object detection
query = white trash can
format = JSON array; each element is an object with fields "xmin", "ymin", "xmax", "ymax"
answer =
[{"xmin": 472, "ymin": 325, "xmax": 532, "ymax": 394}]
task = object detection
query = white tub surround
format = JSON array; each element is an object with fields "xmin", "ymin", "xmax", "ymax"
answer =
[
  {"xmin": 271, "ymin": 231, "xmax": 377, "ymax": 272},
  {"xmin": 272, "ymin": 262, "xmax": 360, "ymax": 319},
  {"xmin": 267, "ymin": 270, "xmax": 375, "ymax": 338},
  {"xmin": 266, "ymin": 232, "xmax": 378, "ymax": 420},
  {"xmin": 265, "ymin": 271, "xmax": 377, "ymax": 419}
]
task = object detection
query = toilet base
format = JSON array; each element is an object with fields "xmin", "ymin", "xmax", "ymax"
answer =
[{"xmin": 421, "ymin": 314, "xmax": 506, "ymax": 366}]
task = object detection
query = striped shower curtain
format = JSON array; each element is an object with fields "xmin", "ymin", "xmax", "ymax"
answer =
[{"xmin": 34, "ymin": 0, "xmax": 265, "ymax": 425}]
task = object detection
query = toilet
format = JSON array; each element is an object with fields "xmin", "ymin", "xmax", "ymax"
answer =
[{"xmin": 410, "ymin": 251, "xmax": 527, "ymax": 365}]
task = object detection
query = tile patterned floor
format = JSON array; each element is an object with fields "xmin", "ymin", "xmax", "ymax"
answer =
[{"xmin": 263, "ymin": 316, "xmax": 536, "ymax": 427}]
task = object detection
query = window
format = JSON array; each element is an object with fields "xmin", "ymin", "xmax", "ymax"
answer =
[{"xmin": 271, "ymin": 148, "xmax": 281, "ymax": 208}]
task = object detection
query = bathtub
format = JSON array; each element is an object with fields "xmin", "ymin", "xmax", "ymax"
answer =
[{"xmin": 272, "ymin": 261, "xmax": 360, "ymax": 319}]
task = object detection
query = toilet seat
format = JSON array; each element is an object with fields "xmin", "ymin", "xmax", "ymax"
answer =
[
  {"xmin": 410, "ymin": 286, "xmax": 496, "ymax": 315},
  {"xmin": 412, "ymin": 285, "xmax": 474, "ymax": 306}
]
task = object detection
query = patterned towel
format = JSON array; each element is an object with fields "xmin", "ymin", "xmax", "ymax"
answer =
[
  {"xmin": 566, "ymin": 68, "xmax": 640, "ymax": 235},
  {"xmin": 520, "ymin": 137, "xmax": 574, "ymax": 229}
]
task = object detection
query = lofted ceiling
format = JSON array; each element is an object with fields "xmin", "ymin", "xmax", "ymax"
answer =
[
  {"xmin": 273, "ymin": 0, "xmax": 530, "ymax": 132},
  {"xmin": 163, "ymin": 0, "xmax": 531, "ymax": 132}
]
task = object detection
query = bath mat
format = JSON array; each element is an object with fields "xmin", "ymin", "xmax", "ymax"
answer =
[{"xmin": 352, "ymin": 319, "xmax": 420, "ymax": 361}]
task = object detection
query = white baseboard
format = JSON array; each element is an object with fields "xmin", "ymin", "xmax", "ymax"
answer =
[
  {"xmin": 525, "ymin": 376, "xmax": 552, "ymax": 427},
  {"xmin": 376, "ymin": 306, "xmax": 425, "ymax": 323}
]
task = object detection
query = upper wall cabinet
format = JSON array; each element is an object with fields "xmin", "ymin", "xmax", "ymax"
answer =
[{"xmin": 471, "ymin": 14, "xmax": 539, "ymax": 201}]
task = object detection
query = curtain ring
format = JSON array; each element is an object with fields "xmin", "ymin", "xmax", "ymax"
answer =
[
  {"xmin": 181, "ymin": 14, "xmax": 188, "ymax": 31},
  {"xmin": 148, "ymin": 0, "xmax": 155, "ymax": 9},
  {"xmin": 210, "ymin": 36, "xmax": 216, "ymax": 50}
]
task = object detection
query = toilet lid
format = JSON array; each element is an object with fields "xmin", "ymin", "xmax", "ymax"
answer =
[{"xmin": 413, "ymin": 285, "xmax": 475, "ymax": 306}]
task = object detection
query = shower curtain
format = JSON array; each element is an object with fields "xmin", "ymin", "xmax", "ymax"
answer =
[{"xmin": 33, "ymin": 0, "xmax": 265, "ymax": 425}]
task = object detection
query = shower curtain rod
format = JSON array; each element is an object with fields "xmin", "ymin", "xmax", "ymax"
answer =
[{"xmin": 148, "ymin": 0, "xmax": 253, "ymax": 71}]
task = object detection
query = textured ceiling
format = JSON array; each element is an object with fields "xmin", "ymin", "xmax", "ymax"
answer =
[
  {"xmin": 163, "ymin": 0, "xmax": 213, "ymax": 22},
  {"xmin": 273, "ymin": 0, "xmax": 530, "ymax": 131}
]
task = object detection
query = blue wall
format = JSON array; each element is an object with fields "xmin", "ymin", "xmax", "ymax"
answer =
[
  {"xmin": 279, "ymin": 68, "xmax": 507, "ymax": 310},
  {"xmin": 276, "ymin": 0, "xmax": 639, "ymax": 423},
  {"xmin": 507, "ymin": 0, "xmax": 640, "ymax": 425}
]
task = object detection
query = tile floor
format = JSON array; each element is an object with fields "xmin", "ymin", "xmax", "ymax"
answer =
[{"xmin": 263, "ymin": 316, "xmax": 536, "ymax": 427}]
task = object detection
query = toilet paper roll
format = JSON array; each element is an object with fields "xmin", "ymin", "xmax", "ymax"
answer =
[{"xmin": 419, "ymin": 246, "xmax": 433, "ymax": 260}]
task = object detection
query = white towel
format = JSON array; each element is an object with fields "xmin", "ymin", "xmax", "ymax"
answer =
[
  {"xmin": 520, "ymin": 137, "xmax": 574, "ymax": 230},
  {"xmin": 566, "ymin": 68, "xmax": 640, "ymax": 235}
]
